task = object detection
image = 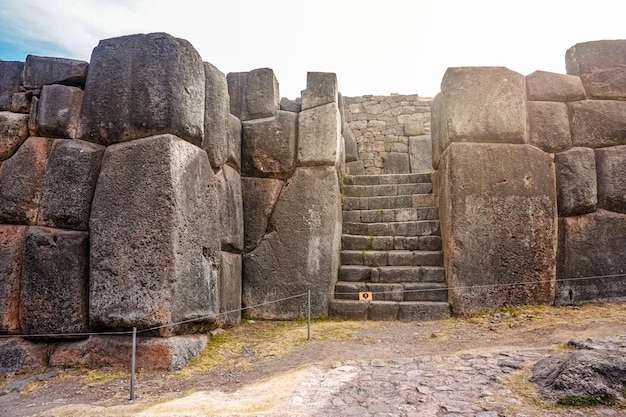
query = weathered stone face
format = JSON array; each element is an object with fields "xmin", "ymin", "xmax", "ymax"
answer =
[
  {"xmin": 203, "ymin": 62, "xmax": 229, "ymax": 168},
  {"xmin": 554, "ymin": 147, "xmax": 597, "ymax": 217},
  {"xmin": 298, "ymin": 102, "xmax": 341, "ymax": 166},
  {"xmin": 36, "ymin": 84, "xmax": 83, "ymax": 139},
  {"xmin": 20, "ymin": 226, "xmax": 89, "ymax": 335},
  {"xmin": 0, "ymin": 111, "xmax": 30, "ymax": 161},
  {"xmin": 23, "ymin": 55, "xmax": 89, "ymax": 89},
  {"xmin": 527, "ymin": 101, "xmax": 572, "ymax": 153},
  {"xmin": 0, "ymin": 137, "xmax": 53, "ymax": 225},
  {"xmin": 89, "ymin": 134, "xmax": 220, "ymax": 334},
  {"xmin": 216, "ymin": 165, "xmax": 244, "ymax": 253},
  {"xmin": 0, "ymin": 338, "xmax": 48, "ymax": 373},
  {"xmin": 219, "ymin": 252, "xmax": 242, "ymax": 327},
  {"xmin": 79, "ymin": 33, "xmax": 205, "ymax": 146},
  {"xmin": 568, "ymin": 100, "xmax": 626, "ymax": 148},
  {"xmin": 439, "ymin": 67, "xmax": 526, "ymax": 144},
  {"xmin": 241, "ymin": 177, "xmax": 284, "ymax": 253},
  {"xmin": 38, "ymin": 139, "xmax": 105, "ymax": 230},
  {"xmin": 438, "ymin": 143, "xmax": 557, "ymax": 314},
  {"xmin": 343, "ymin": 127, "xmax": 359, "ymax": 163},
  {"xmin": 556, "ymin": 210, "xmax": 626, "ymax": 304},
  {"xmin": 0, "ymin": 61, "xmax": 24, "ymax": 111},
  {"xmin": 595, "ymin": 145, "xmax": 626, "ymax": 214},
  {"xmin": 0, "ymin": 225, "xmax": 26, "ymax": 334},
  {"xmin": 227, "ymin": 114, "xmax": 242, "ymax": 171},
  {"xmin": 242, "ymin": 110, "xmax": 297, "ymax": 179},
  {"xmin": 526, "ymin": 70, "xmax": 586, "ymax": 102},
  {"xmin": 566, "ymin": 40, "xmax": 626, "ymax": 99},
  {"xmin": 243, "ymin": 167, "xmax": 341, "ymax": 318},
  {"xmin": 409, "ymin": 135, "xmax": 433, "ymax": 174},
  {"xmin": 11, "ymin": 92, "xmax": 32, "ymax": 114},
  {"xmin": 384, "ymin": 152, "xmax": 410, "ymax": 174},
  {"xmin": 301, "ymin": 72, "xmax": 338, "ymax": 110},
  {"xmin": 227, "ymin": 69, "xmax": 279, "ymax": 121}
]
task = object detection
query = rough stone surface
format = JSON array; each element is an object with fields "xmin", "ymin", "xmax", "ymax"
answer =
[
  {"xmin": 279, "ymin": 97, "xmax": 301, "ymax": 113},
  {"xmin": 11, "ymin": 91, "xmax": 32, "ymax": 113},
  {"xmin": 0, "ymin": 338, "xmax": 48, "ymax": 373},
  {"xmin": 79, "ymin": 33, "xmax": 205, "ymax": 146},
  {"xmin": 430, "ymin": 92, "xmax": 448, "ymax": 170},
  {"xmin": 89, "ymin": 134, "xmax": 220, "ymax": 334},
  {"xmin": 219, "ymin": 252, "xmax": 242, "ymax": 327},
  {"xmin": 227, "ymin": 114, "xmax": 242, "ymax": 171},
  {"xmin": 227, "ymin": 68, "xmax": 279, "ymax": 121},
  {"xmin": 0, "ymin": 61, "xmax": 24, "ymax": 111},
  {"xmin": 243, "ymin": 167, "xmax": 341, "ymax": 318},
  {"xmin": 440, "ymin": 67, "xmax": 526, "ymax": 144},
  {"xmin": 556, "ymin": 210, "xmax": 626, "ymax": 304},
  {"xmin": 383, "ymin": 152, "xmax": 410, "ymax": 174},
  {"xmin": 404, "ymin": 120, "xmax": 425, "ymax": 136},
  {"xmin": 595, "ymin": 145, "xmax": 626, "ymax": 213},
  {"xmin": 0, "ymin": 136, "xmax": 53, "ymax": 225},
  {"xmin": 409, "ymin": 135, "xmax": 433, "ymax": 174},
  {"xmin": 566, "ymin": 40, "xmax": 626, "ymax": 99},
  {"xmin": 28, "ymin": 96, "xmax": 38, "ymax": 136},
  {"xmin": 203, "ymin": 62, "xmax": 229, "ymax": 168},
  {"xmin": 568, "ymin": 100, "xmax": 626, "ymax": 148},
  {"xmin": 20, "ymin": 226, "xmax": 89, "ymax": 335},
  {"xmin": 301, "ymin": 72, "xmax": 338, "ymax": 110},
  {"xmin": 438, "ymin": 143, "xmax": 557, "ymax": 314},
  {"xmin": 38, "ymin": 139, "xmax": 105, "ymax": 230},
  {"xmin": 23, "ymin": 55, "xmax": 88, "ymax": 89},
  {"xmin": 343, "ymin": 127, "xmax": 359, "ymax": 163},
  {"xmin": 36, "ymin": 84, "xmax": 83, "ymax": 139},
  {"xmin": 241, "ymin": 110, "xmax": 297, "ymax": 179},
  {"xmin": 49, "ymin": 334, "xmax": 208, "ymax": 371},
  {"xmin": 298, "ymin": 102, "xmax": 341, "ymax": 166},
  {"xmin": 216, "ymin": 165, "xmax": 244, "ymax": 253},
  {"xmin": 526, "ymin": 70, "xmax": 586, "ymax": 102},
  {"xmin": 0, "ymin": 111, "xmax": 29, "ymax": 161},
  {"xmin": 345, "ymin": 160, "xmax": 365, "ymax": 175},
  {"xmin": 554, "ymin": 147, "xmax": 597, "ymax": 217},
  {"xmin": 527, "ymin": 101, "xmax": 572, "ymax": 153},
  {"xmin": 241, "ymin": 177, "xmax": 284, "ymax": 253},
  {"xmin": 0, "ymin": 226, "xmax": 26, "ymax": 334}
]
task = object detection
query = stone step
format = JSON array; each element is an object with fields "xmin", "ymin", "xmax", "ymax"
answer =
[
  {"xmin": 341, "ymin": 234, "xmax": 442, "ymax": 251},
  {"xmin": 342, "ymin": 182, "xmax": 432, "ymax": 197},
  {"xmin": 334, "ymin": 281, "xmax": 448, "ymax": 302},
  {"xmin": 342, "ymin": 207, "xmax": 438, "ymax": 224},
  {"xmin": 340, "ymin": 250, "xmax": 443, "ymax": 267},
  {"xmin": 343, "ymin": 194, "xmax": 436, "ymax": 211},
  {"xmin": 329, "ymin": 299, "xmax": 450, "ymax": 321},
  {"xmin": 338, "ymin": 265, "xmax": 445, "ymax": 283},
  {"xmin": 344, "ymin": 173, "xmax": 432, "ymax": 186},
  {"xmin": 342, "ymin": 220, "xmax": 440, "ymax": 237}
]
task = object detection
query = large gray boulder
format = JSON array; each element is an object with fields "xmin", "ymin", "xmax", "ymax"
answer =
[
  {"xmin": 243, "ymin": 167, "xmax": 341, "ymax": 318},
  {"xmin": 36, "ymin": 84, "xmax": 83, "ymax": 139},
  {"xmin": 409, "ymin": 135, "xmax": 433, "ymax": 174},
  {"xmin": 554, "ymin": 147, "xmax": 597, "ymax": 216},
  {"xmin": 527, "ymin": 101, "xmax": 572, "ymax": 153},
  {"xmin": 79, "ymin": 33, "xmax": 205, "ymax": 146},
  {"xmin": 0, "ymin": 61, "xmax": 24, "ymax": 111},
  {"xmin": 525, "ymin": 70, "xmax": 586, "ymax": 102},
  {"xmin": 343, "ymin": 126, "xmax": 359, "ymax": 163},
  {"xmin": 203, "ymin": 62, "xmax": 229, "ymax": 168},
  {"xmin": 227, "ymin": 68, "xmax": 279, "ymax": 121},
  {"xmin": 23, "ymin": 55, "xmax": 88, "ymax": 89},
  {"xmin": 0, "ymin": 111, "xmax": 29, "ymax": 161},
  {"xmin": 0, "ymin": 136, "xmax": 53, "ymax": 225},
  {"xmin": 301, "ymin": 72, "xmax": 338, "ymax": 111},
  {"xmin": 242, "ymin": 110, "xmax": 297, "ymax": 178},
  {"xmin": 216, "ymin": 165, "xmax": 244, "ymax": 253},
  {"xmin": 438, "ymin": 143, "xmax": 557, "ymax": 314},
  {"xmin": 566, "ymin": 40, "xmax": 626, "ymax": 99},
  {"xmin": 298, "ymin": 102, "xmax": 341, "ymax": 166},
  {"xmin": 568, "ymin": 100, "xmax": 626, "ymax": 148},
  {"xmin": 556, "ymin": 210, "xmax": 626, "ymax": 304},
  {"xmin": 219, "ymin": 252, "xmax": 242, "ymax": 327},
  {"xmin": 241, "ymin": 177, "xmax": 284, "ymax": 253},
  {"xmin": 0, "ymin": 225, "xmax": 26, "ymax": 334},
  {"xmin": 90, "ymin": 134, "xmax": 220, "ymax": 334},
  {"xmin": 38, "ymin": 139, "xmax": 105, "ymax": 230},
  {"xmin": 20, "ymin": 226, "xmax": 89, "ymax": 335},
  {"xmin": 595, "ymin": 145, "xmax": 626, "ymax": 214}
]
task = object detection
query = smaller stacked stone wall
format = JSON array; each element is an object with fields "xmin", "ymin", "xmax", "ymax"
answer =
[{"xmin": 342, "ymin": 94, "xmax": 432, "ymax": 175}]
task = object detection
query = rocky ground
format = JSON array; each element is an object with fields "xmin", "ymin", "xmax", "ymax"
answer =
[{"xmin": 1, "ymin": 302, "xmax": 626, "ymax": 416}]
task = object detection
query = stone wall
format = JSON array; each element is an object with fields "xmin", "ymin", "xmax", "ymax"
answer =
[
  {"xmin": 342, "ymin": 94, "xmax": 432, "ymax": 175},
  {"xmin": 432, "ymin": 40, "xmax": 626, "ymax": 314}
]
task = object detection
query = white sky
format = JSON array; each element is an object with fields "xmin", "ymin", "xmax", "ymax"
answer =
[{"xmin": 0, "ymin": 0, "xmax": 624, "ymax": 99}]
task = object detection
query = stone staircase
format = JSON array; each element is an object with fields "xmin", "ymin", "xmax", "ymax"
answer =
[{"xmin": 330, "ymin": 173, "xmax": 450, "ymax": 320}]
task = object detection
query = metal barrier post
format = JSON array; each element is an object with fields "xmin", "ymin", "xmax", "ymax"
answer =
[
  {"xmin": 307, "ymin": 290, "xmax": 311, "ymax": 341},
  {"xmin": 130, "ymin": 327, "xmax": 137, "ymax": 401}
]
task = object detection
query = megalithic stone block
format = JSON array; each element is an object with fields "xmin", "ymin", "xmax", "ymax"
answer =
[
  {"xmin": 79, "ymin": 33, "xmax": 205, "ymax": 146},
  {"xmin": 227, "ymin": 68, "xmax": 279, "ymax": 121},
  {"xmin": 343, "ymin": 126, "xmax": 359, "ymax": 163},
  {"xmin": 566, "ymin": 40, "xmax": 626, "ymax": 99},
  {"xmin": 23, "ymin": 55, "xmax": 89, "ymax": 89},
  {"xmin": 301, "ymin": 72, "xmax": 338, "ymax": 111},
  {"xmin": 241, "ymin": 177, "xmax": 284, "ymax": 253},
  {"xmin": 0, "ymin": 225, "xmax": 26, "ymax": 334},
  {"xmin": 568, "ymin": 100, "xmax": 626, "ymax": 148},
  {"xmin": 0, "ymin": 111, "xmax": 30, "ymax": 161},
  {"xmin": 430, "ymin": 92, "xmax": 449, "ymax": 170},
  {"xmin": 0, "ymin": 61, "xmax": 24, "ymax": 111},
  {"xmin": 595, "ymin": 145, "xmax": 626, "ymax": 214},
  {"xmin": 38, "ymin": 139, "xmax": 105, "ymax": 230},
  {"xmin": 216, "ymin": 165, "xmax": 244, "ymax": 253},
  {"xmin": 526, "ymin": 70, "xmax": 586, "ymax": 102},
  {"xmin": 90, "ymin": 134, "xmax": 220, "ymax": 335},
  {"xmin": 298, "ymin": 102, "xmax": 341, "ymax": 167},
  {"xmin": 0, "ymin": 137, "xmax": 53, "ymax": 225},
  {"xmin": 227, "ymin": 113, "xmax": 242, "ymax": 171},
  {"xmin": 409, "ymin": 135, "xmax": 433, "ymax": 174},
  {"xmin": 554, "ymin": 147, "xmax": 597, "ymax": 217},
  {"xmin": 36, "ymin": 84, "xmax": 83, "ymax": 139},
  {"xmin": 20, "ymin": 226, "xmax": 89, "ymax": 335},
  {"xmin": 527, "ymin": 101, "xmax": 572, "ymax": 153},
  {"xmin": 204, "ymin": 62, "xmax": 229, "ymax": 168},
  {"xmin": 219, "ymin": 252, "xmax": 242, "ymax": 327}
]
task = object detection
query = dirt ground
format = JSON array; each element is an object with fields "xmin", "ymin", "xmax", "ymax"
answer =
[{"xmin": 2, "ymin": 302, "xmax": 626, "ymax": 416}]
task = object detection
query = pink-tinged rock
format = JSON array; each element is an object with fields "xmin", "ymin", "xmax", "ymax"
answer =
[
  {"xmin": 566, "ymin": 40, "xmax": 626, "ymax": 99},
  {"xmin": 527, "ymin": 101, "xmax": 572, "ymax": 153},
  {"xmin": 0, "ymin": 137, "xmax": 53, "ymax": 225},
  {"xmin": 0, "ymin": 226, "xmax": 27, "ymax": 334},
  {"xmin": 0, "ymin": 338, "xmax": 48, "ymax": 373},
  {"xmin": 595, "ymin": 145, "xmax": 626, "ymax": 214},
  {"xmin": 526, "ymin": 70, "xmax": 586, "ymax": 102},
  {"xmin": 23, "ymin": 55, "xmax": 88, "ymax": 89},
  {"xmin": 555, "ymin": 147, "xmax": 597, "ymax": 217},
  {"xmin": 568, "ymin": 100, "xmax": 626, "ymax": 148},
  {"xmin": 227, "ymin": 68, "xmax": 279, "ymax": 121},
  {"xmin": 20, "ymin": 227, "xmax": 89, "ymax": 336},
  {"xmin": 0, "ymin": 111, "xmax": 29, "ymax": 161},
  {"xmin": 241, "ymin": 177, "xmax": 284, "ymax": 252},
  {"xmin": 0, "ymin": 61, "xmax": 24, "ymax": 111},
  {"xmin": 204, "ymin": 62, "xmax": 229, "ymax": 168},
  {"xmin": 79, "ymin": 33, "xmax": 205, "ymax": 146},
  {"xmin": 36, "ymin": 84, "xmax": 83, "ymax": 139}
]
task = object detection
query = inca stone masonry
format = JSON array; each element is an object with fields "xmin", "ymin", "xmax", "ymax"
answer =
[{"xmin": 0, "ymin": 33, "xmax": 624, "ymax": 371}]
